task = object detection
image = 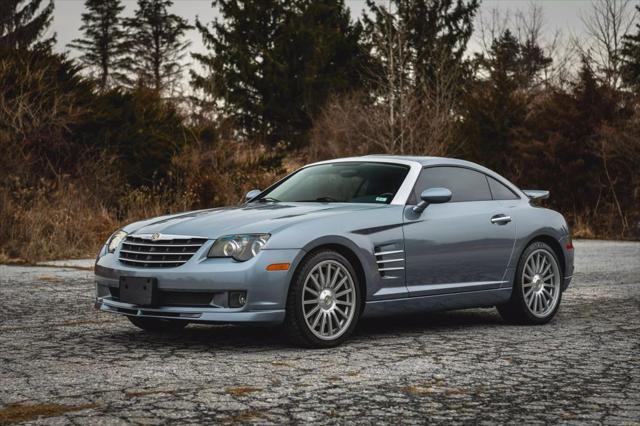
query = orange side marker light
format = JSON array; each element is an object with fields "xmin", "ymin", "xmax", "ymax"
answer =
[{"xmin": 266, "ymin": 263, "xmax": 290, "ymax": 271}]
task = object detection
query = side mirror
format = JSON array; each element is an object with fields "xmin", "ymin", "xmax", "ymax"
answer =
[
  {"xmin": 245, "ymin": 189, "xmax": 261, "ymax": 203},
  {"xmin": 412, "ymin": 187, "xmax": 452, "ymax": 214}
]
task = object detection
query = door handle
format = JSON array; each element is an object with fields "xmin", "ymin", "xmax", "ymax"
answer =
[{"xmin": 491, "ymin": 215, "xmax": 511, "ymax": 224}]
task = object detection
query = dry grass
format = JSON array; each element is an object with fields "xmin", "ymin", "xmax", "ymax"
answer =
[{"xmin": 0, "ymin": 140, "xmax": 289, "ymax": 263}]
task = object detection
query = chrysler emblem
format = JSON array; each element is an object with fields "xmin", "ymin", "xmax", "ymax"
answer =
[{"xmin": 151, "ymin": 233, "xmax": 161, "ymax": 241}]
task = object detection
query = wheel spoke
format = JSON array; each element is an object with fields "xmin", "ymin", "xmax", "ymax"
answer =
[
  {"xmin": 540, "ymin": 262, "xmax": 551, "ymax": 277},
  {"xmin": 320, "ymin": 313, "xmax": 327, "ymax": 335},
  {"xmin": 539, "ymin": 256, "xmax": 547, "ymax": 273},
  {"xmin": 304, "ymin": 287, "xmax": 319, "ymax": 297},
  {"xmin": 335, "ymin": 306, "xmax": 348, "ymax": 319},
  {"xmin": 326, "ymin": 312, "xmax": 333, "ymax": 335},
  {"xmin": 525, "ymin": 290, "xmax": 534, "ymax": 305},
  {"xmin": 332, "ymin": 276, "xmax": 348, "ymax": 291},
  {"xmin": 310, "ymin": 274, "xmax": 321, "ymax": 290},
  {"xmin": 305, "ymin": 305, "xmax": 320, "ymax": 319},
  {"xmin": 329, "ymin": 266, "xmax": 340, "ymax": 288},
  {"xmin": 311, "ymin": 309, "xmax": 322, "ymax": 329},
  {"xmin": 331, "ymin": 311, "xmax": 341, "ymax": 329},
  {"xmin": 525, "ymin": 263, "xmax": 533, "ymax": 277},
  {"xmin": 335, "ymin": 289, "xmax": 351, "ymax": 298},
  {"xmin": 318, "ymin": 266, "xmax": 326, "ymax": 288}
]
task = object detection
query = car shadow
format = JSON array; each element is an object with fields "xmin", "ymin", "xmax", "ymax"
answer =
[{"xmin": 97, "ymin": 308, "xmax": 505, "ymax": 352}]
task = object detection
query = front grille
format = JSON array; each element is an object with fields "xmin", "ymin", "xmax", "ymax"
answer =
[{"xmin": 118, "ymin": 235, "xmax": 207, "ymax": 268}]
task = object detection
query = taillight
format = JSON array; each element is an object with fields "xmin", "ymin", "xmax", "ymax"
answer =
[{"xmin": 566, "ymin": 236, "xmax": 574, "ymax": 250}]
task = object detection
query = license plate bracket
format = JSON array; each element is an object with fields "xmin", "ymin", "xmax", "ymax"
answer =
[{"xmin": 119, "ymin": 277, "xmax": 157, "ymax": 306}]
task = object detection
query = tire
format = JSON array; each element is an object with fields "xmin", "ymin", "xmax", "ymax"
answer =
[
  {"xmin": 497, "ymin": 241, "xmax": 563, "ymax": 325},
  {"xmin": 284, "ymin": 250, "xmax": 362, "ymax": 348},
  {"xmin": 127, "ymin": 316, "xmax": 188, "ymax": 332}
]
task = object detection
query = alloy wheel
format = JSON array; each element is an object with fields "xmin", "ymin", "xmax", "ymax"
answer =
[
  {"xmin": 521, "ymin": 249, "xmax": 561, "ymax": 318},
  {"xmin": 301, "ymin": 260, "xmax": 357, "ymax": 340}
]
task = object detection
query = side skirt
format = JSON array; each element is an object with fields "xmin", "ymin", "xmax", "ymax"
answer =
[{"xmin": 361, "ymin": 288, "xmax": 512, "ymax": 319}]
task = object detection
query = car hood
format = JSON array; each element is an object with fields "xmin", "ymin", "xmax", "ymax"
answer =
[{"xmin": 124, "ymin": 203, "xmax": 387, "ymax": 239}]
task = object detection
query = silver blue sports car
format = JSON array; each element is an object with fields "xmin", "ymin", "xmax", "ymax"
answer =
[{"xmin": 95, "ymin": 156, "xmax": 574, "ymax": 347}]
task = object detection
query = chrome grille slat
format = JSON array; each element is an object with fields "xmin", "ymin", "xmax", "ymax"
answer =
[
  {"xmin": 119, "ymin": 235, "xmax": 207, "ymax": 268},
  {"xmin": 122, "ymin": 241, "xmax": 203, "ymax": 247},
  {"xmin": 117, "ymin": 258, "xmax": 185, "ymax": 264},
  {"xmin": 120, "ymin": 249, "xmax": 199, "ymax": 256}
]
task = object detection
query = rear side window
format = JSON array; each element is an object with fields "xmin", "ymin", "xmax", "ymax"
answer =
[
  {"xmin": 412, "ymin": 166, "xmax": 492, "ymax": 203},
  {"xmin": 487, "ymin": 176, "xmax": 519, "ymax": 200}
]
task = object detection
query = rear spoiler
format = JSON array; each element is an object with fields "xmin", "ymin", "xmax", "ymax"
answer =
[{"xmin": 522, "ymin": 190, "xmax": 550, "ymax": 200}]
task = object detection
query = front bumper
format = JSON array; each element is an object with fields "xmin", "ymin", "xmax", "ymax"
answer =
[{"xmin": 94, "ymin": 246, "xmax": 305, "ymax": 325}]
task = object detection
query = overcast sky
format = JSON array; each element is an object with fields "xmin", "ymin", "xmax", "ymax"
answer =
[{"xmin": 50, "ymin": 0, "xmax": 594, "ymax": 77}]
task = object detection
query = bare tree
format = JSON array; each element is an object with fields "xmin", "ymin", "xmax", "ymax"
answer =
[
  {"xmin": 308, "ymin": 43, "xmax": 462, "ymax": 161},
  {"xmin": 477, "ymin": 3, "xmax": 573, "ymax": 89},
  {"xmin": 580, "ymin": 0, "xmax": 638, "ymax": 88}
]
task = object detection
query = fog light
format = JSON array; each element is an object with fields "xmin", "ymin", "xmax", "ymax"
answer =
[{"xmin": 229, "ymin": 291, "xmax": 247, "ymax": 308}]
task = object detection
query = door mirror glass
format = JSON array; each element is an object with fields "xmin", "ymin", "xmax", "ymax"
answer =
[
  {"xmin": 413, "ymin": 187, "xmax": 452, "ymax": 213},
  {"xmin": 245, "ymin": 189, "xmax": 261, "ymax": 202}
]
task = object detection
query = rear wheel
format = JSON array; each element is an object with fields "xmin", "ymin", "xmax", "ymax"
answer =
[
  {"xmin": 497, "ymin": 241, "xmax": 563, "ymax": 324},
  {"xmin": 284, "ymin": 250, "xmax": 361, "ymax": 348},
  {"xmin": 127, "ymin": 316, "xmax": 188, "ymax": 332}
]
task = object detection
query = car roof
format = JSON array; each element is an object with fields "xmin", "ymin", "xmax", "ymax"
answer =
[
  {"xmin": 313, "ymin": 155, "xmax": 525, "ymax": 198},
  {"xmin": 345, "ymin": 155, "xmax": 492, "ymax": 171}
]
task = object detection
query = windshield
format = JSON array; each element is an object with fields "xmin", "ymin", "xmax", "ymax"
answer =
[{"xmin": 258, "ymin": 162, "xmax": 410, "ymax": 204}]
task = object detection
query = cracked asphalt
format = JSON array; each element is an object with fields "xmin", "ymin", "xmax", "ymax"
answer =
[{"xmin": 1, "ymin": 240, "xmax": 639, "ymax": 424}]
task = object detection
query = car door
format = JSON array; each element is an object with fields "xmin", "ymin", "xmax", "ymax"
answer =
[{"xmin": 402, "ymin": 166, "xmax": 517, "ymax": 297}]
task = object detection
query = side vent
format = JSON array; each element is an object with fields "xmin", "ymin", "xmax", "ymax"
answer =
[{"xmin": 374, "ymin": 247, "xmax": 405, "ymax": 278}]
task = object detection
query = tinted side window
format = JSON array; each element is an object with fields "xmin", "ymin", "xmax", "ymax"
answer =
[
  {"xmin": 487, "ymin": 176, "xmax": 519, "ymax": 200},
  {"xmin": 413, "ymin": 167, "xmax": 492, "ymax": 202}
]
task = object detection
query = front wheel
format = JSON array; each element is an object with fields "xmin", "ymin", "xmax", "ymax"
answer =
[
  {"xmin": 497, "ymin": 241, "xmax": 563, "ymax": 324},
  {"xmin": 284, "ymin": 250, "xmax": 361, "ymax": 348},
  {"xmin": 127, "ymin": 316, "xmax": 188, "ymax": 332}
]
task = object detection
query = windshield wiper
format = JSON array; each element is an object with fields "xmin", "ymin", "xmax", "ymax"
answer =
[
  {"xmin": 295, "ymin": 197, "xmax": 343, "ymax": 203},
  {"xmin": 257, "ymin": 196, "xmax": 280, "ymax": 203}
]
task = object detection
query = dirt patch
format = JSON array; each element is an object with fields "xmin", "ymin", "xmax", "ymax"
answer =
[
  {"xmin": 0, "ymin": 403, "xmax": 96, "ymax": 425},
  {"xmin": 225, "ymin": 387, "xmax": 261, "ymax": 397}
]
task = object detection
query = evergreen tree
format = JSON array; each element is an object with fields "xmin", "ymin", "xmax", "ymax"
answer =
[
  {"xmin": 192, "ymin": 0, "xmax": 369, "ymax": 149},
  {"xmin": 124, "ymin": 0, "xmax": 191, "ymax": 94},
  {"xmin": 0, "ymin": 0, "xmax": 54, "ymax": 51},
  {"xmin": 620, "ymin": 6, "xmax": 640, "ymax": 92},
  {"xmin": 461, "ymin": 30, "xmax": 551, "ymax": 173},
  {"xmin": 68, "ymin": 0, "xmax": 128, "ymax": 91},
  {"xmin": 363, "ymin": 0, "xmax": 479, "ymax": 91}
]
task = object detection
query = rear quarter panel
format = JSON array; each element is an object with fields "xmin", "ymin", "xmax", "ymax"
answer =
[{"xmin": 505, "ymin": 202, "xmax": 574, "ymax": 288}]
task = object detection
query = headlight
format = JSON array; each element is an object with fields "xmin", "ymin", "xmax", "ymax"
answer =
[
  {"xmin": 208, "ymin": 234, "xmax": 270, "ymax": 261},
  {"xmin": 107, "ymin": 230, "xmax": 128, "ymax": 253}
]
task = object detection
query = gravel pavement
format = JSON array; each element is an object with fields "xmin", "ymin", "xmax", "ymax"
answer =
[{"xmin": 1, "ymin": 240, "xmax": 639, "ymax": 424}]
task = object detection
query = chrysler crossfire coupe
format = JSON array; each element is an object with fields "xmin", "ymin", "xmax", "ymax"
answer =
[{"xmin": 95, "ymin": 156, "xmax": 574, "ymax": 347}]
